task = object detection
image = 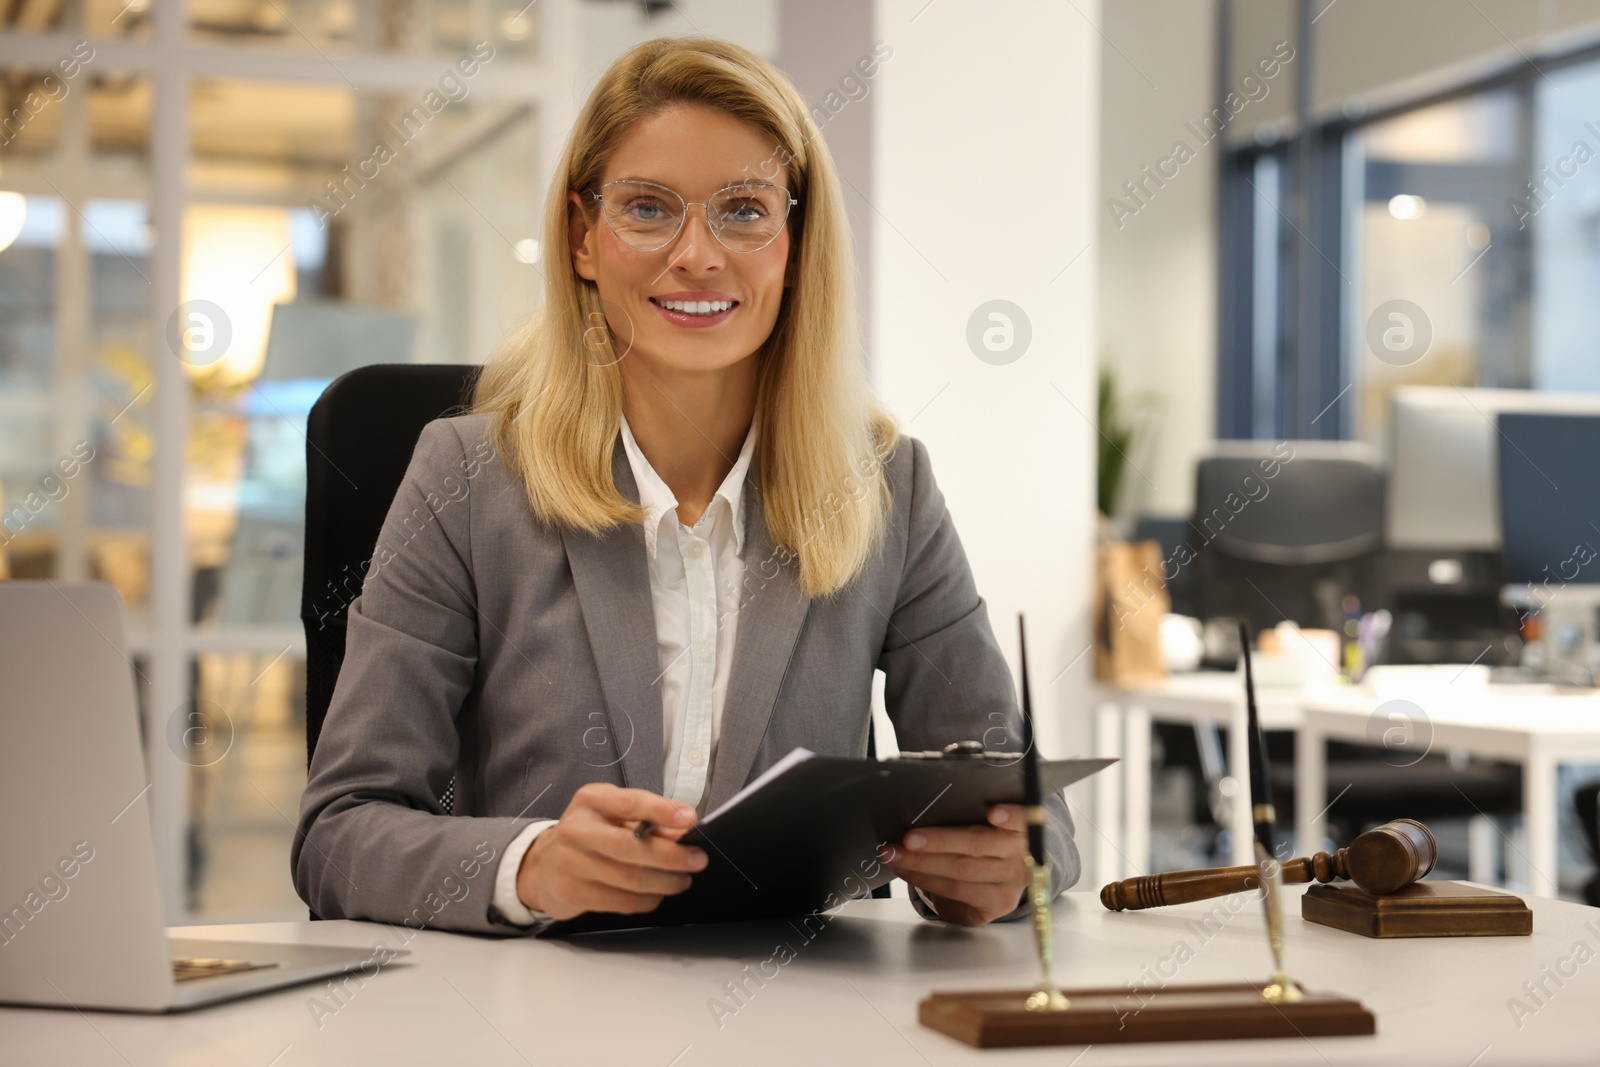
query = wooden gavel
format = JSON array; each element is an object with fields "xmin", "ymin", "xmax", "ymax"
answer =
[{"xmin": 1101, "ymin": 818, "xmax": 1437, "ymax": 911}]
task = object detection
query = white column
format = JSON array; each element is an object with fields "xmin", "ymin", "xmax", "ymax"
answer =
[
  {"xmin": 53, "ymin": 64, "xmax": 90, "ymax": 582},
  {"xmin": 1524, "ymin": 750, "xmax": 1558, "ymax": 898},
  {"xmin": 1227, "ymin": 695, "xmax": 1255, "ymax": 866},
  {"xmin": 1296, "ymin": 716, "xmax": 1326, "ymax": 861},
  {"xmin": 869, "ymin": 1, "xmax": 1100, "ymax": 779},
  {"xmin": 1094, "ymin": 701, "xmax": 1125, "ymax": 885},
  {"xmin": 1123, "ymin": 705, "xmax": 1151, "ymax": 874},
  {"xmin": 149, "ymin": 0, "xmax": 190, "ymax": 922},
  {"xmin": 1468, "ymin": 814, "xmax": 1498, "ymax": 885}
]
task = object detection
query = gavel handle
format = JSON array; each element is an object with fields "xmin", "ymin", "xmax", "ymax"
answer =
[{"xmin": 1100, "ymin": 853, "xmax": 1344, "ymax": 912}]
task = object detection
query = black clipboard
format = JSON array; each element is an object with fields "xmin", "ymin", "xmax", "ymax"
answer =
[{"xmin": 538, "ymin": 747, "xmax": 1115, "ymax": 936}]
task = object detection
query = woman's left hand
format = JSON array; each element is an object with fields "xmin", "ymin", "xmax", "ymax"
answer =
[{"xmin": 878, "ymin": 803, "xmax": 1031, "ymax": 926}]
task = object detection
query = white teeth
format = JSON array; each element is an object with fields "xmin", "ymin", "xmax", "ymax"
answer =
[{"xmin": 656, "ymin": 299, "xmax": 733, "ymax": 315}]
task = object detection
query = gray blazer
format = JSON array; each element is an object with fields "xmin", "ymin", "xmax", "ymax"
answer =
[{"xmin": 293, "ymin": 412, "xmax": 1078, "ymax": 935}]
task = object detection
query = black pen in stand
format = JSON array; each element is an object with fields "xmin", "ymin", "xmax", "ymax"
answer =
[
  {"xmin": 1018, "ymin": 614, "xmax": 1068, "ymax": 1012},
  {"xmin": 1239, "ymin": 620, "xmax": 1304, "ymax": 1005}
]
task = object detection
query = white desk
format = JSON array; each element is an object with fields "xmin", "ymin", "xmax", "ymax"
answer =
[
  {"xmin": 4, "ymin": 890, "xmax": 1596, "ymax": 1065},
  {"xmin": 1298, "ymin": 687, "xmax": 1600, "ymax": 898},
  {"xmin": 1095, "ymin": 673, "xmax": 1307, "ymax": 880}
]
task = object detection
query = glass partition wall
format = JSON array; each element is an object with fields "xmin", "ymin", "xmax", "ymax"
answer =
[{"xmin": 0, "ymin": 0, "xmax": 574, "ymax": 921}]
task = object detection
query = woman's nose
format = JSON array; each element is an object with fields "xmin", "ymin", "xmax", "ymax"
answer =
[{"xmin": 666, "ymin": 204, "xmax": 726, "ymax": 272}]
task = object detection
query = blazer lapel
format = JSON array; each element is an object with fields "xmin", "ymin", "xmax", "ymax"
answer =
[
  {"xmin": 704, "ymin": 479, "xmax": 812, "ymax": 812},
  {"xmin": 559, "ymin": 437, "xmax": 665, "ymax": 794}
]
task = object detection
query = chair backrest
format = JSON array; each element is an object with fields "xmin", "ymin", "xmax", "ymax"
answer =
[
  {"xmin": 301, "ymin": 363, "xmax": 482, "ymax": 767},
  {"xmin": 1191, "ymin": 441, "xmax": 1385, "ymax": 632},
  {"xmin": 1194, "ymin": 441, "xmax": 1383, "ymax": 564}
]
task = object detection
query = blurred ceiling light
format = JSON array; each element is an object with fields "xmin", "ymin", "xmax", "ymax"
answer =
[
  {"xmin": 500, "ymin": 11, "xmax": 532, "ymax": 40},
  {"xmin": 1388, "ymin": 194, "xmax": 1427, "ymax": 220},
  {"xmin": 252, "ymin": 2, "xmax": 286, "ymax": 31},
  {"xmin": 182, "ymin": 204, "xmax": 296, "ymax": 385},
  {"xmin": 323, "ymin": 0, "xmax": 356, "ymax": 34},
  {"xmin": 0, "ymin": 192, "xmax": 25, "ymax": 254},
  {"xmin": 513, "ymin": 237, "xmax": 541, "ymax": 265}
]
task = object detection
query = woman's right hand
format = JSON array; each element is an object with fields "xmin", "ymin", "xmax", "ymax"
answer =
[{"xmin": 515, "ymin": 783, "xmax": 708, "ymax": 920}]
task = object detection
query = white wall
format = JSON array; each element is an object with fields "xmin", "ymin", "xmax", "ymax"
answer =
[
  {"xmin": 776, "ymin": 0, "xmax": 878, "ymax": 370},
  {"xmin": 870, "ymin": 0, "xmax": 1100, "ymax": 770},
  {"xmin": 1097, "ymin": 0, "xmax": 1219, "ymax": 522}
]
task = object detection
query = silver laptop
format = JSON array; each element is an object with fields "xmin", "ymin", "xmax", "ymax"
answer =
[{"xmin": 0, "ymin": 581, "xmax": 393, "ymax": 1012}]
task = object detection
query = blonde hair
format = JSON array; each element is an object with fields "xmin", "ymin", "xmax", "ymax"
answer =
[{"xmin": 474, "ymin": 37, "xmax": 898, "ymax": 598}]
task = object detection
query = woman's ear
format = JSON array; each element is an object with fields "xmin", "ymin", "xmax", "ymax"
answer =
[{"xmin": 568, "ymin": 190, "xmax": 598, "ymax": 282}]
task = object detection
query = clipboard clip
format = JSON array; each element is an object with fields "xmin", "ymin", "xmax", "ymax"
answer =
[{"xmin": 893, "ymin": 740, "xmax": 1024, "ymax": 761}]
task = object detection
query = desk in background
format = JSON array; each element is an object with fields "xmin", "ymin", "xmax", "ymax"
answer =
[
  {"xmin": 3, "ymin": 890, "xmax": 1594, "ymax": 1065},
  {"xmin": 1298, "ymin": 688, "xmax": 1600, "ymax": 899},
  {"xmin": 1094, "ymin": 672, "xmax": 1307, "ymax": 883},
  {"xmin": 1099, "ymin": 674, "xmax": 1600, "ymax": 900}
]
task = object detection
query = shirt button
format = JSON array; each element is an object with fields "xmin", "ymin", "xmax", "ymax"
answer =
[
  {"xmin": 688, "ymin": 748, "xmax": 706, "ymax": 766},
  {"xmin": 693, "ymin": 640, "xmax": 712, "ymax": 661},
  {"xmin": 684, "ymin": 539, "xmax": 707, "ymax": 559}
]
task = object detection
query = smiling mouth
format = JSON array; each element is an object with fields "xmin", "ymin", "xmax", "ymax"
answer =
[{"xmin": 649, "ymin": 297, "xmax": 739, "ymax": 317}]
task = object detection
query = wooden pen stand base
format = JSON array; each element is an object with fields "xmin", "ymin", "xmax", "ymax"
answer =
[
  {"xmin": 919, "ymin": 983, "xmax": 1375, "ymax": 1048},
  {"xmin": 1302, "ymin": 880, "xmax": 1533, "ymax": 938}
]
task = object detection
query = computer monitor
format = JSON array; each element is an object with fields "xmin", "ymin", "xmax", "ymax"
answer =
[
  {"xmin": 1496, "ymin": 412, "xmax": 1600, "ymax": 587},
  {"xmin": 1387, "ymin": 387, "xmax": 1600, "ymax": 551},
  {"xmin": 1384, "ymin": 388, "xmax": 1600, "ymax": 664}
]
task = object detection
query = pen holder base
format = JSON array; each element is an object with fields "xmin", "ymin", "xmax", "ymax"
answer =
[{"xmin": 918, "ymin": 982, "xmax": 1374, "ymax": 1048}]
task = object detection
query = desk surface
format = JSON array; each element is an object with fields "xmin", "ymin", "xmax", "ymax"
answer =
[
  {"xmin": 1098, "ymin": 672, "xmax": 1306, "ymax": 729},
  {"xmin": 1303, "ymin": 686, "xmax": 1600, "ymax": 736},
  {"xmin": 5, "ymin": 888, "xmax": 1596, "ymax": 1066}
]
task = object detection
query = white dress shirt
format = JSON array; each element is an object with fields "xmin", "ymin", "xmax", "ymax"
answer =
[{"xmin": 491, "ymin": 412, "xmax": 758, "ymax": 926}]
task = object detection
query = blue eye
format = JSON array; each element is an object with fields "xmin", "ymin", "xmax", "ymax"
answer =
[
  {"xmin": 624, "ymin": 199, "xmax": 670, "ymax": 222},
  {"xmin": 721, "ymin": 200, "xmax": 767, "ymax": 225}
]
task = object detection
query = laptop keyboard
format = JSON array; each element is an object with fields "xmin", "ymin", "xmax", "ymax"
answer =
[{"xmin": 172, "ymin": 957, "xmax": 280, "ymax": 982}]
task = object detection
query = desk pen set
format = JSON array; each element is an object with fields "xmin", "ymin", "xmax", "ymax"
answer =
[{"xmin": 918, "ymin": 617, "xmax": 1375, "ymax": 1048}]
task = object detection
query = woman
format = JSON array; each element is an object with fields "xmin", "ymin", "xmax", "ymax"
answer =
[{"xmin": 293, "ymin": 37, "xmax": 1077, "ymax": 935}]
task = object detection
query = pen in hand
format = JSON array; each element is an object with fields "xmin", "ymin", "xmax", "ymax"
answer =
[{"xmin": 633, "ymin": 801, "xmax": 700, "ymax": 844}]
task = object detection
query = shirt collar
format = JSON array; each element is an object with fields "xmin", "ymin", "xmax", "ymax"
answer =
[{"xmin": 618, "ymin": 411, "xmax": 759, "ymax": 560}]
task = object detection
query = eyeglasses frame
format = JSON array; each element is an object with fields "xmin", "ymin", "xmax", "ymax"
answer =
[{"xmin": 587, "ymin": 178, "xmax": 799, "ymax": 254}]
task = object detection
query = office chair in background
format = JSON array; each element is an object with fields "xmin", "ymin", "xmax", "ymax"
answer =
[
  {"xmin": 1176, "ymin": 441, "xmax": 1519, "ymax": 859},
  {"xmin": 301, "ymin": 363, "xmax": 482, "ymax": 778},
  {"xmin": 1144, "ymin": 442, "xmax": 1385, "ymax": 858},
  {"xmin": 1192, "ymin": 441, "xmax": 1385, "ymax": 634}
]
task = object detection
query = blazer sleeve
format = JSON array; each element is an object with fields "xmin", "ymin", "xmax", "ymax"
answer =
[
  {"xmin": 875, "ymin": 436, "xmax": 1080, "ymax": 920},
  {"xmin": 292, "ymin": 418, "xmax": 536, "ymax": 935}
]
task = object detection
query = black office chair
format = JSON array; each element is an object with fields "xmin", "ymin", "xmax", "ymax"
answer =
[
  {"xmin": 302, "ymin": 363, "xmax": 482, "ymax": 772},
  {"xmin": 1578, "ymin": 780, "xmax": 1600, "ymax": 906},
  {"xmin": 1185, "ymin": 441, "xmax": 1520, "ymax": 855},
  {"xmin": 1193, "ymin": 441, "xmax": 1385, "ymax": 634},
  {"xmin": 1151, "ymin": 443, "xmax": 1384, "ymax": 856}
]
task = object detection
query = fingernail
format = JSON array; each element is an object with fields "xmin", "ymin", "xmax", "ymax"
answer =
[
  {"xmin": 688, "ymin": 848, "xmax": 708, "ymax": 869},
  {"xmin": 992, "ymin": 807, "xmax": 1009, "ymax": 824},
  {"xmin": 674, "ymin": 806, "xmax": 693, "ymax": 826},
  {"xmin": 906, "ymin": 832, "xmax": 925, "ymax": 849}
]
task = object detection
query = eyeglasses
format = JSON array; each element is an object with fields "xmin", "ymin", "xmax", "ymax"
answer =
[{"xmin": 590, "ymin": 179, "xmax": 797, "ymax": 254}]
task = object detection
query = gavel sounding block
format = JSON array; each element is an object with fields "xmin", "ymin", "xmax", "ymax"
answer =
[
  {"xmin": 919, "ymin": 983, "xmax": 1375, "ymax": 1048},
  {"xmin": 1302, "ymin": 880, "xmax": 1533, "ymax": 938}
]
